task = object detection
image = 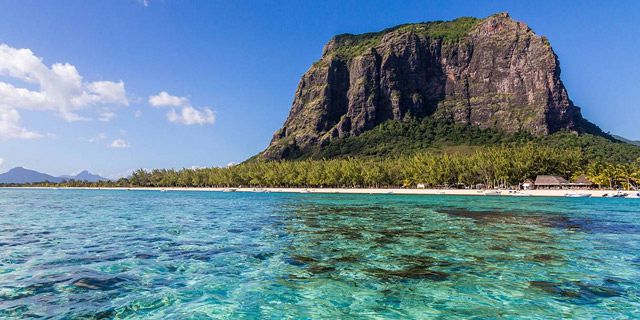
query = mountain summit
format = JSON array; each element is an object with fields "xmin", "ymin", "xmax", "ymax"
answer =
[
  {"xmin": 60, "ymin": 170, "xmax": 109, "ymax": 182},
  {"xmin": 262, "ymin": 13, "xmax": 603, "ymax": 160}
]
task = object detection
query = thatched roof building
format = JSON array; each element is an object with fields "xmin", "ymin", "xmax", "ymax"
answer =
[
  {"xmin": 568, "ymin": 175, "xmax": 594, "ymax": 189},
  {"xmin": 534, "ymin": 175, "xmax": 569, "ymax": 189},
  {"xmin": 573, "ymin": 175, "xmax": 593, "ymax": 186}
]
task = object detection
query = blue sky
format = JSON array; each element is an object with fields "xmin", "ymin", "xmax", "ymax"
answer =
[{"xmin": 0, "ymin": 0, "xmax": 638, "ymax": 178}]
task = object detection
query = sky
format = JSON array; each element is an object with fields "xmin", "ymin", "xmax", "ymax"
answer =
[{"xmin": 0, "ymin": 0, "xmax": 638, "ymax": 178}]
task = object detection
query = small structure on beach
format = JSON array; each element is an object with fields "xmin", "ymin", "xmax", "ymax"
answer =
[
  {"xmin": 534, "ymin": 175, "xmax": 569, "ymax": 189},
  {"xmin": 521, "ymin": 179, "xmax": 535, "ymax": 190},
  {"xmin": 474, "ymin": 183, "xmax": 487, "ymax": 190},
  {"xmin": 416, "ymin": 183, "xmax": 426, "ymax": 189},
  {"xmin": 568, "ymin": 175, "xmax": 594, "ymax": 189}
]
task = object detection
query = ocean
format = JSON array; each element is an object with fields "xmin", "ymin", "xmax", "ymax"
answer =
[{"xmin": 0, "ymin": 189, "xmax": 639, "ymax": 318}]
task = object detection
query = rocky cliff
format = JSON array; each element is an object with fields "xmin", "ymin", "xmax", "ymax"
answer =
[{"xmin": 263, "ymin": 13, "xmax": 602, "ymax": 160}]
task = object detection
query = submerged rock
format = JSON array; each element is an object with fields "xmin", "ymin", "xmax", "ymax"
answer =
[
  {"xmin": 134, "ymin": 253, "xmax": 157, "ymax": 259},
  {"xmin": 285, "ymin": 255, "xmax": 318, "ymax": 266},
  {"xmin": 367, "ymin": 266, "xmax": 449, "ymax": 281},
  {"xmin": 528, "ymin": 279, "xmax": 624, "ymax": 302},
  {"xmin": 72, "ymin": 276, "xmax": 128, "ymax": 291}
]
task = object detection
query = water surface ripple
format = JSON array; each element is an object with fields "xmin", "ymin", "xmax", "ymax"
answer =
[{"xmin": 0, "ymin": 189, "xmax": 639, "ymax": 318}]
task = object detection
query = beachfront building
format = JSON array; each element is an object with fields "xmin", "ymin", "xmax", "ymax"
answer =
[
  {"xmin": 534, "ymin": 175, "xmax": 569, "ymax": 189},
  {"xmin": 568, "ymin": 175, "xmax": 595, "ymax": 189},
  {"xmin": 521, "ymin": 179, "xmax": 535, "ymax": 190}
]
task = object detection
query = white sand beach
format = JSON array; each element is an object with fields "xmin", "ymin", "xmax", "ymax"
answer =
[{"xmin": 6, "ymin": 186, "xmax": 638, "ymax": 198}]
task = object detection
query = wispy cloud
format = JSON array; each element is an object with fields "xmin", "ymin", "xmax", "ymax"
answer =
[
  {"xmin": 148, "ymin": 91, "xmax": 216, "ymax": 125},
  {"xmin": 87, "ymin": 133, "xmax": 107, "ymax": 143},
  {"xmin": 109, "ymin": 139, "xmax": 130, "ymax": 148},
  {"xmin": 0, "ymin": 109, "xmax": 41, "ymax": 140},
  {"xmin": 149, "ymin": 91, "xmax": 189, "ymax": 108},
  {"xmin": 98, "ymin": 112, "xmax": 117, "ymax": 122},
  {"xmin": 167, "ymin": 106, "xmax": 215, "ymax": 125}
]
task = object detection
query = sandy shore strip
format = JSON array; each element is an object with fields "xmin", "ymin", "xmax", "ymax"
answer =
[{"xmin": 3, "ymin": 186, "xmax": 637, "ymax": 198}]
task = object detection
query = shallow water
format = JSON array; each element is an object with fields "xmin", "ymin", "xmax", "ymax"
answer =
[{"xmin": 0, "ymin": 189, "xmax": 639, "ymax": 319}]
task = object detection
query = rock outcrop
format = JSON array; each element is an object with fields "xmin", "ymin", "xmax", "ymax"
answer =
[{"xmin": 263, "ymin": 13, "xmax": 602, "ymax": 160}]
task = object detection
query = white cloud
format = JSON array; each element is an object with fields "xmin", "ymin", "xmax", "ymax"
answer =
[
  {"xmin": 98, "ymin": 112, "xmax": 116, "ymax": 122},
  {"xmin": 0, "ymin": 108, "xmax": 42, "ymax": 140},
  {"xmin": 167, "ymin": 105, "xmax": 215, "ymax": 125},
  {"xmin": 73, "ymin": 81, "xmax": 128, "ymax": 108},
  {"xmin": 109, "ymin": 139, "xmax": 129, "ymax": 148},
  {"xmin": 87, "ymin": 132, "xmax": 107, "ymax": 143},
  {"xmin": 134, "ymin": 109, "xmax": 142, "ymax": 118},
  {"xmin": 149, "ymin": 91, "xmax": 189, "ymax": 108},
  {"xmin": 148, "ymin": 91, "xmax": 216, "ymax": 126},
  {"xmin": 0, "ymin": 43, "xmax": 129, "ymax": 140},
  {"xmin": 0, "ymin": 158, "xmax": 4, "ymax": 166}
]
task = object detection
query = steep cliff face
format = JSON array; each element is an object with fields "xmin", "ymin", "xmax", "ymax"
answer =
[{"xmin": 263, "ymin": 13, "xmax": 601, "ymax": 160}]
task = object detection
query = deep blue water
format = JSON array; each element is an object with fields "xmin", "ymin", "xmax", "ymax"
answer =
[{"xmin": 0, "ymin": 189, "xmax": 639, "ymax": 319}]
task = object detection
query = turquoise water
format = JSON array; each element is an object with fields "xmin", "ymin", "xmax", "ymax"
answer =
[{"xmin": 0, "ymin": 189, "xmax": 639, "ymax": 319}]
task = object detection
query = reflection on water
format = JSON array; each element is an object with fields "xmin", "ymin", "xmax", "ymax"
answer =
[{"xmin": 0, "ymin": 189, "xmax": 639, "ymax": 318}]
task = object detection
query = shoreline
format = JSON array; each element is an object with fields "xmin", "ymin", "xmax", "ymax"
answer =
[{"xmin": 2, "ymin": 186, "xmax": 637, "ymax": 198}]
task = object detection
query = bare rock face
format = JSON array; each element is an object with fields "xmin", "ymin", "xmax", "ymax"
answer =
[{"xmin": 263, "ymin": 13, "xmax": 600, "ymax": 160}]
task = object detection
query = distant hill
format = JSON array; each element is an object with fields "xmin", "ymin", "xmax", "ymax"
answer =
[
  {"xmin": 613, "ymin": 135, "xmax": 640, "ymax": 147},
  {"xmin": 60, "ymin": 170, "xmax": 109, "ymax": 182},
  {"xmin": 0, "ymin": 167, "xmax": 63, "ymax": 184},
  {"xmin": 0, "ymin": 168, "xmax": 108, "ymax": 184}
]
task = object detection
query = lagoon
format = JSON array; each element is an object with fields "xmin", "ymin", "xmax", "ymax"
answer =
[{"xmin": 0, "ymin": 189, "xmax": 639, "ymax": 318}]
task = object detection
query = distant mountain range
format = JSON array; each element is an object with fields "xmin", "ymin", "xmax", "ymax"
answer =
[
  {"xmin": 0, "ymin": 167, "xmax": 109, "ymax": 184},
  {"xmin": 613, "ymin": 135, "xmax": 640, "ymax": 147}
]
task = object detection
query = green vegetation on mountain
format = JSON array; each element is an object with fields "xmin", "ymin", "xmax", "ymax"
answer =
[
  {"xmin": 396, "ymin": 17, "xmax": 481, "ymax": 43},
  {"xmin": 281, "ymin": 118, "xmax": 640, "ymax": 164},
  {"xmin": 331, "ymin": 17, "xmax": 481, "ymax": 58}
]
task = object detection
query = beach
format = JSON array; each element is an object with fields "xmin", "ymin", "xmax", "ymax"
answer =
[{"xmin": 5, "ymin": 186, "xmax": 636, "ymax": 197}]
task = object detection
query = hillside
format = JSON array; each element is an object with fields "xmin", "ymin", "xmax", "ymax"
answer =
[
  {"xmin": 287, "ymin": 118, "xmax": 640, "ymax": 163},
  {"xmin": 60, "ymin": 170, "xmax": 109, "ymax": 182},
  {"xmin": 613, "ymin": 135, "xmax": 640, "ymax": 147},
  {"xmin": 0, "ymin": 168, "xmax": 108, "ymax": 184},
  {"xmin": 0, "ymin": 167, "xmax": 63, "ymax": 184},
  {"xmin": 261, "ymin": 13, "xmax": 610, "ymax": 160}
]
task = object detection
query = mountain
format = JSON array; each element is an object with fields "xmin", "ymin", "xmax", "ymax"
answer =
[
  {"xmin": 0, "ymin": 168, "xmax": 108, "ymax": 184},
  {"xmin": 262, "ymin": 13, "xmax": 606, "ymax": 160},
  {"xmin": 0, "ymin": 167, "xmax": 63, "ymax": 184},
  {"xmin": 60, "ymin": 170, "xmax": 109, "ymax": 182},
  {"xmin": 613, "ymin": 135, "xmax": 640, "ymax": 147}
]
